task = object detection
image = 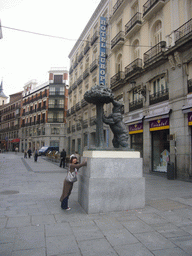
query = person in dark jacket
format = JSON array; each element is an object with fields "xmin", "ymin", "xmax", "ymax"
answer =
[
  {"xmin": 34, "ymin": 149, "xmax": 38, "ymax": 162},
  {"xmin": 60, "ymin": 149, "xmax": 66, "ymax": 168},
  {"xmin": 27, "ymin": 148, "xmax": 32, "ymax": 158}
]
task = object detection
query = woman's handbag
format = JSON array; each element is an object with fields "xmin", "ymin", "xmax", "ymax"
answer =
[{"xmin": 66, "ymin": 170, "xmax": 77, "ymax": 183}]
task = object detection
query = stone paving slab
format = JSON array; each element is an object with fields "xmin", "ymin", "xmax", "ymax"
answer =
[{"xmin": 1, "ymin": 153, "xmax": 192, "ymax": 255}]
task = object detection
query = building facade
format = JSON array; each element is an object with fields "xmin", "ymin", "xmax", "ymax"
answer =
[
  {"xmin": 109, "ymin": 0, "xmax": 192, "ymax": 179},
  {"xmin": 67, "ymin": 0, "xmax": 111, "ymax": 155},
  {"xmin": 0, "ymin": 92, "xmax": 22, "ymax": 151},
  {"xmin": 67, "ymin": 0, "xmax": 192, "ymax": 179},
  {"xmin": 20, "ymin": 68, "xmax": 68, "ymax": 153}
]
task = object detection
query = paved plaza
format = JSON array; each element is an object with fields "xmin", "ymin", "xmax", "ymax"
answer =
[{"xmin": 0, "ymin": 152, "xmax": 192, "ymax": 255}]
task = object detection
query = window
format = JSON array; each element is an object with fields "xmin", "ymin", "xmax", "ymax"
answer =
[
  {"xmin": 116, "ymin": 54, "xmax": 122, "ymax": 73},
  {"xmin": 51, "ymin": 127, "xmax": 59, "ymax": 134},
  {"xmin": 152, "ymin": 20, "xmax": 162, "ymax": 46},
  {"xmin": 152, "ymin": 76, "xmax": 166, "ymax": 94},
  {"xmin": 132, "ymin": 39, "xmax": 140, "ymax": 60},
  {"xmin": 54, "ymin": 75, "xmax": 62, "ymax": 84}
]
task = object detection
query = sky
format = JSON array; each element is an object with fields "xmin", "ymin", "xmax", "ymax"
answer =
[{"xmin": 0, "ymin": 0, "xmax": 101, "ymax": 99}]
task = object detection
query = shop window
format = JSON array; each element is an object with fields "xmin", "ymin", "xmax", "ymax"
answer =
[
  {"xmin": 152, "ymin": 130, "xmax": 169, "ymax": 172},
  {"xmin": 131, "ymin": 133, "xmax": 143, "ymax": 157}
]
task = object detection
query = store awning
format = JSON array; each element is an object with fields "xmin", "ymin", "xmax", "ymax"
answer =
[
  {"xmin": 125, "ymin": 114, "xmax": 144, "ymax": 125},
  {"xmin": 145, "ymin": 109, "xmax": 171, "ymax": 122},
  {"xmin": 11, "ymin": 138, "xmax": 20, "ymax": 143},
  {"xmin": 182, "ymin": 105, "xmax": 192, "ymax": 114}
]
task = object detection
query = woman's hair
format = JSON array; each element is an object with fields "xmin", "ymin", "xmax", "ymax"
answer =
[{"xmin": 70, "ymin": 156, "xmax": 77, "ymax": 163}]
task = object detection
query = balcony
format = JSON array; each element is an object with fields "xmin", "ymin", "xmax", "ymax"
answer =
[
  {"xmin": 48, "ymin": 104, "xmax": 64, "ymax": 109},
  {"xmin": 67, "ymin": 127, "xmax": 71, "ymax": 134},
  {"xmin": 83, "ymin": 68, "xmax": 89, "ymax": 79},
  {"xmin": 188, "ymin": 79, "xmax": 192, "ymax": 93},
  {"xmin": 111, "ymin": 31, "xmax": 124, "ymax": 51},
  {"xmin": 67, "ymin": 109, "xmax": 71, "ymax": 117},
  {"xmin": 129, "ymin": 99, "xmax": 143, "ymax": 112},
  {"xmin": 78, "ymin": 51, "xmax": 84, "ymax": 62},
  {"xmin": 72, "ymin": 81, "xmax": 77, "ymax": 90},
  {"xmin": 76, "ymin": 123, "xmax": 81, "ymax": 131},
  {"xmin": 110, "ymin": 72, "xmax": 125, "ymax": 90},
  {"xmin": 82, "ymin": 119, "xmax": 88, "ymax": 129},
  {"xmin": 112, "ymin": 0, "xmax": 124, "ymax": 15},
  {"xmin": 144, "ymin": 41, "xmax": 166, "ymax": 67},
  {"xmin": 69, "ymin": 66, "xmax": 73, "ymax": 74},
  {"xmin": 143, "ymin": 0, "xmax": 165, "ymax": 20},
  {"xmin": 81, "ymin": 99, "xmax": 88, "ymax": 107},
  {"xmin": 72, "ymin": 125, "xmax": 76, "ymax": 132},
  {"xmin": 77, "ymin": 75, "xmax": 83, "ymax": 85},
  {"xmin": 73, "ymin": 60, "xmax": 78, "ymax": 69},
  {"xmin": 71, "ymin": 106, "xmax": 75, "ymax": 114},
  {"xmin": 90, "ymin": 116, "xmax": 96, "ymax": 126},
  {"xmin": 125, "ymin": 58, "xmax": 142, "ymax": 79},
  {"xmin": 174, "ymin": 18, "xmax": 192, "ymax": 43},
  {"xmin": 90, "ymin": 59, "xmax": 98, "ymax": 73},
  {"xmin": 125, "ymin": 13, "xmax": 142, "ymax": 38},
  {"xmin": 91, "ymin": 31, "xmax": 99, "ymax": 45},
  {"xmin": 75, "ymin": 102, "xmax": 81, "ymax": 111},
  {"xmin": 149, "ymin": 87, "xmax": 169, "ymax": 105},
  {"xmin": 47, "ymin": 118, "xmax": 64, "ymax": 123},
  {"xmin": 84, "ymin": 42, "xmax": 90, "ymax": 55}
]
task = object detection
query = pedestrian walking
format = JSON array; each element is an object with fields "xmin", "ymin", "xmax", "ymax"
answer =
[
  {"xmin": 60, "ymin": 155, "xmax": 87, "ymax": 210},
  {"xmin": 27, "ymin": 148, "xmax": 32, "ymax": 158},
  {"xmin": 15, "ymin": 147, "xmax": 18, "ymax": 154},
  {"xmin": 60, "ymin": 149, "xmax": 66, "ymax": 168},
  {"xmin": 34, "ymin": 149, "xmax": 38, "ymax": 162},
  {"xmin": 24, "ymin": 150, "xmax": 27, "ymax": 158}
]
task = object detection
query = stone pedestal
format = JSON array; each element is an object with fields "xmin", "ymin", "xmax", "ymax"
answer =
[{"xmin": 78, "ymin": 151, "xmax": 145, "ymax": 214}]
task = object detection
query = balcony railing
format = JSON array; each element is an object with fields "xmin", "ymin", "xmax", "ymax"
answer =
[
  {"xmin": 90, "ymin": 116, "xmax": 96, "ymax": 126},
  {"xmin": 48, "ymin": 104, "xmax": 64, "ymax": 109},
  {"xmin": 125, "ymin": 12, "xmax": 142, "ymax": 36},
  {"xmin": 129, "ymin": 99, "xmax": 143, "ymax": 112},
  {"xmin": 83, "ymin": 68, "xmax": 89, "ymax": 79},
  {"xmin": 125, "ymin": 58, "xmax": 142, "ymax": 78},
  {"xmin": 110, "ymin": 71, "xmax": 125, "ymax": 88},
  {"xmin": 149, "ymin": 88, "xmax": 169, "ymax": 105},
  {"xmin": 113, "ymin": 0, "xmax": 124, "ymax": 15},
  {"xmin": 91, "ymin": 31, "xmax": 99, "ymax": 45},
  {"xmin": 72, "ymin": 81, "xmax": 77, "ymax": 90},
  {"xmin": 69, "ymin": 66, "xmax": 73, "ymax": 74},
  {"xmin": 75, "ymin": 102, "xmax": 81, "ymax": 111},
  {"xmin": 47, "ymin": 118, "xmax": 64, "ymax": 123},
  {"xmin": 71, "ymin": 106, "xmax": 75, "ymax": 114},
  {"xmin": 73, "ymin": 60, "xmax": 78, "ymax": 69},
  {"xmin": 72, "ymin": 125, "xmax": 76, "ymax": 132},
  {"xmin": 67, "ymin": 109, "xmax": 71, "ymax": 117},
  {"xmin": 188, "ymin": 79, "xmax": 192, "ymax": 93},
  {"xmin": 76, "ymin": 123, "xmax": 81, "ymax": 131},
  {"xmin": 90, "ymin": 59, "xmax": 98, "ymax": 73},
  {"xmin": 111, "ymin": 31, "xmax": 124, "ymax": 50},
  {"xmin": 77, "ymin": 75, "xmax": 83, "ymax": 85},
  {"xmin": 78, "ymin": 51, "xmax": 84, "ymax": 62},
  {"xmin": 143, "ymin": 0, "xmax": 165, "ymax": 19},
  {"xmin": 82, "ymin": 119, "xmax": 88, "ymax": 129},
  {"xmin": 84, "ymin": 42, "xmax": 90, "ymax": 54},
  {"xmin": 81, "ymin": 99, "xmax": 88, "ymax": 107},
  {"xmin": 174, "ymin": 18, "xmax": 192, "ymax": 42},
  {"xmin": 144, "ymin": 41, "xmax": 166, "ymax": 65}
]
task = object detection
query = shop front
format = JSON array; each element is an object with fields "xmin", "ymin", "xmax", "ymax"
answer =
[
  {"xmin": 150, "ymin": 118, "xmax": 170, "ymax": 172},
  {"xmin": 129, "ymin": 122, "xmax": 143, "ymax": 157}
]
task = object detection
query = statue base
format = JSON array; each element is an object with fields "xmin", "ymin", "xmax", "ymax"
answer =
[{"xmin": 78, "ymin": 150, "xmax": 145, "ymax": 214}]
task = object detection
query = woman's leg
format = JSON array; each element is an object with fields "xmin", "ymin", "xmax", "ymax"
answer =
[{"xmin": 61, "ymin": 196, "xmax": 69, "ymax": 209}]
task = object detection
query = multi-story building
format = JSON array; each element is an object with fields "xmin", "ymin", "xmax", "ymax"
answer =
[
  {"xmin": 67, "ymin": 0, "xmax": 192, "ymax": 179},
  {"xmin": 0, "ymin": 81, "xmax": 8, "ymax": 106},
  {"xmin": 67, "ymin": 0, "xmax": 111, "ymax": 155},
  {"xmin": 0, "ymin": 91, "xmax": 22, "ymax": 151},
  {"xmin": 20, "ymin": 68, "xmax": 68, "ymax": 152},
  {"xmin": 109, "ymin": 0, "xmax": 192, "ymax": 179}
]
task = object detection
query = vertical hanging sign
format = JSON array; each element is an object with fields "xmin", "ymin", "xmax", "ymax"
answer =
[{"xmin": 99, "ymin": 17, "xmax": 107, "ymax": 86}]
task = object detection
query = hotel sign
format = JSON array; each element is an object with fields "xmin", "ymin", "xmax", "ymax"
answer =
[{"xmin": 99, "ymin": 17, "xmax": 107, "ymax": 86}]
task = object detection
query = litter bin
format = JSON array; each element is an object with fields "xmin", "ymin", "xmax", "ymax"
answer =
[{"xmin": 167, "ymin": 162, "xmax": 175, "ymax": 180}]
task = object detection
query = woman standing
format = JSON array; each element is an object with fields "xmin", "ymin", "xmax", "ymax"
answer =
[{"xmin": 60, "ymin": 155, "xmax": 87, "ymax": 210}]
